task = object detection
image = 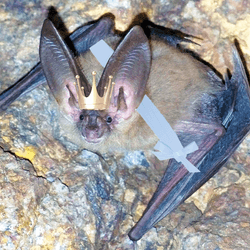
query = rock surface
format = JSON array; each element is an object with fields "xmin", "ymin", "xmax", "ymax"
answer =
[{"xmin": 1, "ymin": 0, "xmax": 250, "ymax": 249}]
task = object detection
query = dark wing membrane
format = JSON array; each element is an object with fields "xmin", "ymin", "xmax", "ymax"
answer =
[{"xmin": 129, "ymin": 48, "xmax": 250, "ymax": 241}]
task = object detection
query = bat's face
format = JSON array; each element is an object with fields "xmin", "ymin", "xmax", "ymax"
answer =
[
  {"xmin": 39, "ymin": 20, "xmax": 151, "ymax": 147},
  {"xmin": 76, "ymin": 110, "xmax": 114, "ymax": 144}
]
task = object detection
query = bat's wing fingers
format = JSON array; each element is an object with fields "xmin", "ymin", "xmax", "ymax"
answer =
[
  {"xmin": 129, "ymin": 121, "xmax": 225, "ymax": 241},
  {"xmin": 129, "ymin": 47, "xmax": 250, "ymax": 241}
]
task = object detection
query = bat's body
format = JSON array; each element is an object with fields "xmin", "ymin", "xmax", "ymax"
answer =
[
  {"xmin": 63, "ymin": 38, "xmax": 223, "ymax": 155},
  {"xmin": 1, "ymin": 16, "xmax": 250, "ymax": 242}
]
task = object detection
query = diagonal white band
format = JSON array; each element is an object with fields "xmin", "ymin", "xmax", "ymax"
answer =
[
  {"xmin": 89, "ymin": 40, "xmax": 200, "ymax": 172},
  {"xmin": 90, "ymin": 40, "xmax": 114, "ymax": 67},
  {"xmin": 136, "ymin": 95, "xmax": 200, "ymax": 173}
]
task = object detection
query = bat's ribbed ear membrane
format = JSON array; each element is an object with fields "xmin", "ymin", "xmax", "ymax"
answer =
[
  {"xmin": 39, "ymin": 19, "xmax": 91, "ymax": 110},
  {"xmin": 98, "ymin": 26, "xmax": 151, "ymax": 116}
]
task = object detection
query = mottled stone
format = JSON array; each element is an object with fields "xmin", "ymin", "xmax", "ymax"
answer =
[{"xmin": 1, "ymin": 0, "xmax": 250, "ymax": 249}]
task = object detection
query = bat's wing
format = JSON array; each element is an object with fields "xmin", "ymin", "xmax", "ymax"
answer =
[
  {"xmin": 0, "ymin": 63, "xmax": 45, "ymax": 111},
  {"xmin": 0, "ymin": 16, "xmax": 114, "ymax": 112},
  {"xmin": 145, "ymin": 19, "xmax": 200, "ymax": 46},
  {"xmin": 129, "ymin": 48, "xmax": 250, "ymax": 241}
]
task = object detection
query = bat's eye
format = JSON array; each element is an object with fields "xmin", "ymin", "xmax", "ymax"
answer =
[
  {"xmin": 79, "ymin": 114, "xmax": 84, "ymax": 120},
  {"xmin": 106, "ymin": 116, "xmax": 112, "ymax": 124}
]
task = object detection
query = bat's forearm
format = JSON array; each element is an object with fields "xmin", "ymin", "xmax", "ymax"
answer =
[{"xmin": 0, "ymin": 64, "xmax": 45, "ymax": 112}]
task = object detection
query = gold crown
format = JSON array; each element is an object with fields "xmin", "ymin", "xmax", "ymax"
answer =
[{"xmin": 74, "ymin": 71, "xmax": 115, "ymax": 110}]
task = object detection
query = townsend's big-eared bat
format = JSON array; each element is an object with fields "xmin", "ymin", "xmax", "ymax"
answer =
[{"xmin": 1, "ymin": 15, "xmax": 250, "ymax": 242}]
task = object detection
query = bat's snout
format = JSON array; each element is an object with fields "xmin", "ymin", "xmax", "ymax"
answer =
[{"xmin": 83, "ymin": 126, "xmax": 104, "ymax": 144}]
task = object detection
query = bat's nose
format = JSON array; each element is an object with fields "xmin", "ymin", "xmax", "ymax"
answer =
[{"xmin": 87, "ymin": 125, "xmax": 98, "ymax": 131}]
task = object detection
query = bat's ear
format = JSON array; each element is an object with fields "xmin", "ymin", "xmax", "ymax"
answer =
[
  {"xmin": 40, "ymin": 19, "xmax": 90, "ymax": 118},
  {"xmin": 99, "ymin": 26, "xmax": 151, "ymax": 119}
]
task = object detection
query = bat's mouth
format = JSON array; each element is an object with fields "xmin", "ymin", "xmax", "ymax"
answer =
[
  {"xmin": 82, "ymin": 127, "xmax": 104, "ymax": 144},
  {"xmin": 83, "ymin": 133, "xmax": 103, "ymax": 144},
  {"xmin": 85, "ymin": 138, "xmax": 102, "ymax": 144}
]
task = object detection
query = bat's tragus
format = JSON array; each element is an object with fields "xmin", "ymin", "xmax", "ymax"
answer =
[{"xmin": 74, "ymin": 71, "xmax": 115, "ymax": 110}]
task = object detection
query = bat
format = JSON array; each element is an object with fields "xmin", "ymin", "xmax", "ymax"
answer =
[{"xmin": 1, "ymin": 15, "xmax": 250, "ymax": 242}]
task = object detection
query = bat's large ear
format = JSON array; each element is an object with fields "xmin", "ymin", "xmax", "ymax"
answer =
[
  {"xmin": 98, "ymin": 26, "xmax": 151, "ymax": 119},
  {"xmin": 40, "ymin": 19, "xmax": 91, "ymax": 118}
]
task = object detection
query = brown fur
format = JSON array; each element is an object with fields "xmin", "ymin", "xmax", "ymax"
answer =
[{"xmin": 61, "ymin": 37, "xmax": 222, "ymax": 155}]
